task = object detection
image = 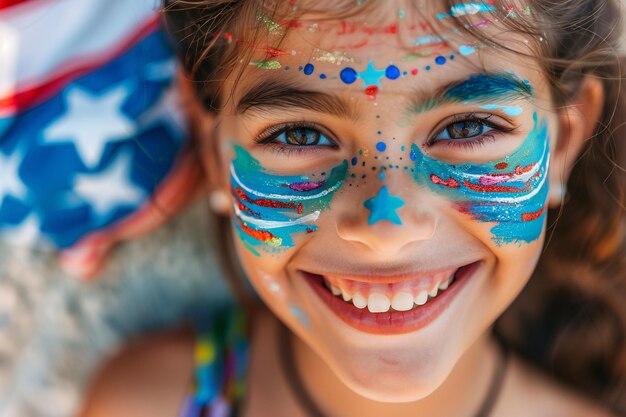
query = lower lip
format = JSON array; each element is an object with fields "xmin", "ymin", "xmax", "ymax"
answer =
[{"xmin": 303, "ymin": 262, "xmax": 481, "ymax": 335}]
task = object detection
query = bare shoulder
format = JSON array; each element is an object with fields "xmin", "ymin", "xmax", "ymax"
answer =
[
  {"xmin": 501, "ymin": 355, "xmax": 616, "ymax": 417},
  {"xmin": 78, "ymin": 326, "xmax": 195, "ymax": 417}
]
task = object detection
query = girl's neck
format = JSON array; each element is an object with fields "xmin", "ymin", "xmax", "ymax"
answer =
[{"xmin": 290, "ymin": 328, "xmax": 502, "ymax": 417}]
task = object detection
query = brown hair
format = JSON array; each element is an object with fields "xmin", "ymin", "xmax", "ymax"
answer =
[{"xmin": 162, "ymin": 0, "xmax": 626, "ymax": 413}]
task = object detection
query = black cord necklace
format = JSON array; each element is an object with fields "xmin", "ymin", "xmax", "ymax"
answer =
[{"xmin": 278, "ymin": 323, "xmax": 509, "ymax": 417}]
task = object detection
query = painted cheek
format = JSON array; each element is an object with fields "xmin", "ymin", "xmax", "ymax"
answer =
[
  {"xmin": 411, "ymin": 112, "xmax": 550, "ymax": 246},
  {"xmin": 229, "ymin": 145, "xmax": 349, "ymax": 255}
]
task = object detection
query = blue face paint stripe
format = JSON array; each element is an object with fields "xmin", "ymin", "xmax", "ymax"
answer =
[
  {"xmin": 409, "ymin": 72, "xmax": 534, "ymax": 114},
  {"xmin": 411, "ymin": 112, "xmax": 550, "ymax": 245},
  {"xmin": 230, "ymin": 145, "xmax": 348, "ymax": 251}
]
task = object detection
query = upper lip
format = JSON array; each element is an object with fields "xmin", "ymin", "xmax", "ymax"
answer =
[{"xmin": 298, "ymin": 259, "xmax": 480, "ymax": 284}]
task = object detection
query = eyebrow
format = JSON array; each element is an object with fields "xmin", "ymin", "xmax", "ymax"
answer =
[
  {"xmin": 236, "ymin": 78, "xmax": 359, "ymax": 121},
  {"xmin": 408, "ymin": 72, "xmax": 535, "ymax": 114}
]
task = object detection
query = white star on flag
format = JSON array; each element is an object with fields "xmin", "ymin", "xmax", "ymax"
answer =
[
  {"xmin": 144, "ymin": 58, "xmax": 177, "ymax": 81},
  {"xmin": 138, "ymin": 79, "xmax": 186, "ymax": 140},
  {"xmin": 73, "ymin": 151, "xmax": 146, "ymax": 220},
  {"xmin": 3, "ymin": 213, "xmax": 42, "ymax": 247},
  {"xmin": 43, "ymin": 84, "xmax": 137, "ymax": 168},
  {"xmin": 0, "ymin": 150, "xmax": 27, "ymax": 203}
]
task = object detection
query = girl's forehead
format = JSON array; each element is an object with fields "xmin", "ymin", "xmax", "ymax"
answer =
[{"xmin": 222, "ymin": 2, "xmax": 543, "ymax": 113}]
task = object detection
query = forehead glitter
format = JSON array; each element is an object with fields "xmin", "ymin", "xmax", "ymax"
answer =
[{"xmin": 312, "ymin": 48, "xmax": 357, "ymax": 65}]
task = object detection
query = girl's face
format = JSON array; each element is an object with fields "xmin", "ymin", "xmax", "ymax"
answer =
[{"xmin": 209, "ymin": 1, "xmax": 564, "ymax": 401}]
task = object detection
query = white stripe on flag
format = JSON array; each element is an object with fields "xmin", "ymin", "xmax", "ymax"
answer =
[{"xmin": 0, "ymin": 0, "xmax": 160, "ymax": 100}]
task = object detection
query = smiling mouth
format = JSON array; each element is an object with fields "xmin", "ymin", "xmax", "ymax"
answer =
[
  {"xmin": 301, "ymin": 261, "xmax": 481, "ymax": 335},
  {"xmin": 320, "ymin": 268, "xmax": 457, "ymax": 313}
]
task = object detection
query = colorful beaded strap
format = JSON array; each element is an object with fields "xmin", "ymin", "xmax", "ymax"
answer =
[{"xmin": 179, "ymin": 307, "xmax": 249, "ymax": 417}]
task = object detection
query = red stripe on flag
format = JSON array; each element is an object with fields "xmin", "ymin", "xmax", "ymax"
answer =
[
  {"xmin": 0, "ymin": 0, "xmax": 31, "ymax": 11},
  {"xmin": 0, "ymin": 15, "xmax": 159, "ymax": 113}
]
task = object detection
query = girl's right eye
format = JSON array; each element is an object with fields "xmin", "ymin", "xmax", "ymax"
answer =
[
  {"xmin": 275, "ymin": 127, "xmax": 334, "ymax": 147},
  {"xmin": 256, "ymin": 123, "xmax": 338, "ymax": 153}
]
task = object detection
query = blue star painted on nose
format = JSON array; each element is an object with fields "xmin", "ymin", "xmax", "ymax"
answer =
[
  {"xmin": 364, "ymin": 185, "xmax": 405, "ymax": 225},
  {"xmin": 358, "ymin": 60, "xmax": 387, "ymax": 89}
]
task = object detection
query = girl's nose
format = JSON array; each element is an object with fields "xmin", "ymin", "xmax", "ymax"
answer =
[{"xmin": 336, "ymin": 184, "xmax": 437, "ymax": 257}]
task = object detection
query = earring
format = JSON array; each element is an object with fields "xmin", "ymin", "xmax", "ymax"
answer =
[
  {"xmin": 208, "ymin": 190, "xmax": 231, "ymax": 214},
  {"xmin": 551, "ymin": 183, "xmax": 568, "ymax": 204}
]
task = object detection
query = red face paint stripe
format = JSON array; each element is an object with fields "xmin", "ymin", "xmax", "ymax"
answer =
[
  {"xmin": 430, "ymin": 174, "xmax": 460, "ymax": 188},
  {"xmin": 235, "ymin": 187, "xmax": 299, "ymax": 211},
  {"xmin": 462, "ymin": 181, "xmax": 525, "ymax": 193},
  {"xmin": 239, "ymin": 221, "xmax": 278, "ymax": 244},
  {"xmin": 521, "ymin": 206, "xmax": 546, "ymax": 221}
]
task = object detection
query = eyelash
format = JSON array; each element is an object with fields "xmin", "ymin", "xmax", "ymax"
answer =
[
  {"xmin": 426, "ymin": 113, "xmax": 515, "ymax": 151},
  {"xmin": 254, "ymin": 114, "xmax": 515, "ymax": 155},
  {"xmin": 255, "ymin": 121, "xmax": 338, "ymax": 155}
]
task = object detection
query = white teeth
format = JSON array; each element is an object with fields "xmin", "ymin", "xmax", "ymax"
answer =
[
  {"xmin": 391, "ymin": 292, "xmax": 414, "ymax": 311},
  {"xmin": 367, "ymin": 293, "xmax": 391, "ymax": 313},
  {"xmin": 352, "ymin": 293, "xmax": 367, "ymax": 309},
  {"xmin": 414, "ymin": 290, "xmax": 428, "ymax": 306},
  {"xmin": 428, "ymin": 286, "xmax": 439, "ymax": 298},
  {"xmin": 324, "ymin": 273, "xmax": 456, "ymax": 311}
]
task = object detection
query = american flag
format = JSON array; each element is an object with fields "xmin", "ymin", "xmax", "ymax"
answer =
[{"xmin": 0, "ymin": 0, "xmax": 187, "ymax": 249}]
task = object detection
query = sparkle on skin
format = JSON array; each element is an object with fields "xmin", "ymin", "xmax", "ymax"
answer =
[
  {"xmin": 290, "ymin": 304, "xmax": 311, "ymax": 329},
  {"xmin": 364, "ymin": 185, "xmax": 405, "ymax": 225}
]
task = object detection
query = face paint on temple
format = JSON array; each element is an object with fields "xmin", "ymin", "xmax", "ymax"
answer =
[
  {"xmin": 229, "ymin": 145, "xmax": 349, "ymax": 254},
  {"xmin": 411, "ymin": 112, "xmax": 550, "ymax": 246}
]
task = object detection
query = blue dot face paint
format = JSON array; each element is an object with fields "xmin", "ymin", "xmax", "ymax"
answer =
[
  {"xmin": 385, "ymin": 65, "xmax": 401, "ymax": 80},
  {"xmin": 364, "ymin": 185, "xmax": 405, "ymax": 225},
  {"xmin": 459, "ymin": 45, "xmax": 476, "ymax": 56},
  {"xmin": 230, "ymin": 145, "xmax": 348, "ymax": 253},
  {"xmin": 340, "ymin": 67, "xmax": 358, "ymax": 84},
  {"xmin": 411, "ymin": 112, "xmax": 550, "ymax": 246}
]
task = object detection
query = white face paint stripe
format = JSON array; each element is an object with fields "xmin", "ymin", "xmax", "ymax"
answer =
[
  {"xmin": 233, "ymin": 204, "xmax": 321, "ymax": 229},
  {"xmin": 454, "ymin": 137, "xmax": 547, "ymax": 184},
  {"xmin": 471, "ymin": 156, "xmax": 550, "ymax": 204},
  {"xmin": 230, "ymin": 164, "xmax": 343, "ymax": 201},
  {"xmin": 485, "ymin": 165, "xmax": 548, "ymax": 204}
]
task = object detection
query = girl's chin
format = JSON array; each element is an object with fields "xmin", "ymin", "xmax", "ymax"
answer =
[
  {"xmin": 337, "ymin": 370, "xmax": 447, "ymax": 403},
  {"xmin": 328, "ymin": 355, "xmax": 450, "ymax": 404}
]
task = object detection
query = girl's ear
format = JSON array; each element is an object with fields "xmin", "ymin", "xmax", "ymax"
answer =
[
  {"xmin": 180, "ymin": 72, "xmax": 232, "ymax": 216},
  {"xmin": 548, "ymin": 75, "xmax": 604, "ymax": 208},
  {"xmin": 199, "ymin": 113, "xmax": 232, "ymax": 217}
]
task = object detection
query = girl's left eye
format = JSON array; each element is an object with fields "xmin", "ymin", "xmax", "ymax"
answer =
[
  {"xmin": 275, "ymin": 127, "xmax": 334, "ymax": 146},
  {"xmin": 433, "ymin": 119, "xmax": 494, "ymax": 141}
]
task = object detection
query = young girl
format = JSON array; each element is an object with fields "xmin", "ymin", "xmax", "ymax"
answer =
[{"xmin": 81, "ymin": 0, "xmax": 626, "ymax": 416}]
